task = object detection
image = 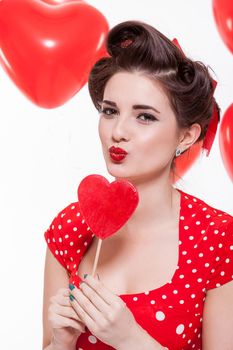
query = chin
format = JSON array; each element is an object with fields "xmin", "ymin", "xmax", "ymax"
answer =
[
  {"xmin": 106, "ymin": 167, "xmax": 141, "ymax": 185},
  {"xmin": 106, "ymin": 163, "xmax": 132, "ymax": 180}
]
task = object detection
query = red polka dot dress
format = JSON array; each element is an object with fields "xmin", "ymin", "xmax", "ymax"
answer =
[{"xmin": 44, "ymin": 189, "xmax": 233, "ymax": 349}]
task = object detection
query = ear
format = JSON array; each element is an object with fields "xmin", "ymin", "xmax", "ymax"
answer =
[{"xmin": 178, "ymin": 123, "xmax": 202, "ymax": 152}]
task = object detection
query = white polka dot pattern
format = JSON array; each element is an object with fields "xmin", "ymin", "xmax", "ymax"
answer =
[
  {"xmin": 155, "ymin": 311, "xmax": 166, "ymax": 321},
  {"xmin": 44, "ymin": 202, "xmax": 93, "ymax": 274},
  {"xmin": 88, "ymin": 335, "xmax": 97, "ymax": 344},
  {"xmin": 44, "ymin": 190, "xmax": 233, "ymax": 350}
]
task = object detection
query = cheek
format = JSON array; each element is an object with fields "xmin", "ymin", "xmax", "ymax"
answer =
[
  {"xmin": 98, "ymin": 119, "xmax": 107, "ymax": 144},
  {"xmin": 139, "ymin": 131, "xmax": 176, "ymax": 159},
  {"xmin": 137, "ymin": 132, "xmax": 159, "ymax": 152}
]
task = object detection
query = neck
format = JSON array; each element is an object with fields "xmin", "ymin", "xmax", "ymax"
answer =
[{"xmin": 114, "ymin": 175, "xmax": 181, "ymax": 240}]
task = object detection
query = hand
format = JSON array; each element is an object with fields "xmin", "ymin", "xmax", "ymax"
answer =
[
  {"xmin": 48, "ymin": 287, "xmax": 86, "ymax": 347},
  {"xmin": 69, "ymin": 274, "xmax": 139, "ymax": 348}
]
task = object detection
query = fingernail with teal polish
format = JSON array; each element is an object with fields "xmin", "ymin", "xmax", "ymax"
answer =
[
  {"xmin": 69, "ymin": 294, "xmax": 75, "ymax": 302},
  {"xmin": 69, "ymin": 283, "xmax": 75, "ymax": 291},
  {"xmin": 83, "ymin": 274, "xmax": 88, "ymax": 279}
]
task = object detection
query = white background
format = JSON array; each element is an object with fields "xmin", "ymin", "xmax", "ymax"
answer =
[{"xmin": 0, "ymin": 1, "xmax": 232, "ymax": 349}]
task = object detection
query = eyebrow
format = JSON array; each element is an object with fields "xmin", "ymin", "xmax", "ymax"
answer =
[{"xmin": 100, "ymin": 100, "xmax": 160, "ymax": 114}]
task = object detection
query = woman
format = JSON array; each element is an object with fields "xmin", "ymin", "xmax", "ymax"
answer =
[{"xmin": 43, "ymin": 21, "xmax": 233, "ymax": 349}]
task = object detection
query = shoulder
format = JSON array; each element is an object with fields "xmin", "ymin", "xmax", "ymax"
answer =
[
  {"xmin": 44, "ymin": 201, "xmax": 94, "ymax": 270},
  {"xmin": 45, "ymin": 201, "xmax": 93, "ymax": 241},
  {"xmin": 179, "ymin": 189, "xmax": 233, "ymax": 290},
  {"xmin": 179, "ymin": 188, "xmax": 233, "ymax": 230}
]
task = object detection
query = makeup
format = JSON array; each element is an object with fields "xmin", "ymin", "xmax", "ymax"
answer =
[{"xmin": 109, "ymin": 146, "xmax": 128, "ymax": 161}]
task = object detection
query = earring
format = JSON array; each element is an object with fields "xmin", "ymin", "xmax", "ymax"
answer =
[{"xmin": 175, "ymin": 148, "xmax": 182, "ymax": 157}]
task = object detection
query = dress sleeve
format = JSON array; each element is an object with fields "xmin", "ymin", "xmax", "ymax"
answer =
[
  {"xmin": 44, "ymin": 201, "xmax": 94, "ymax": 275},
  {"xmin": 206, "ymin": 219, "xmax": 233, "ymax": 290}
]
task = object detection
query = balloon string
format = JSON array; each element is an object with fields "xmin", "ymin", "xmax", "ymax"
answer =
[{"xmin": 91, "ymin": 238, "xmax": 103, "ymax": 277}]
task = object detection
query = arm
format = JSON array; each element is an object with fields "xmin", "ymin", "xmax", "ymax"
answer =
[
  {"xmin": 43, "ymin": 248, "xmax": 83, "ymax": 350},
  {"xmin": 202, "ymin": 280, "xmax": 233, "ymax": 350}
]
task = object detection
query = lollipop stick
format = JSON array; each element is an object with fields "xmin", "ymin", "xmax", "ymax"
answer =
[{"xmin": 91, "ymin": 238, "xmax": 103, "ymax": 277}]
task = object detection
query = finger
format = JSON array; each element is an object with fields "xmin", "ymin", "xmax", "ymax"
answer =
[
  {"xmin": 80, "ymin": 274, "xmax": 123, "ymax": 306},
  {"xmin": 57, "ymin": 288, "xmax": 70, "ymax": 297},
  {"xmin": 70, "ymin": 288, "xmax": 102, "ymax": 321},
  {"xmin": 53, "ymin": 304, "xmax": 84, "ymax": 323},
  {"xmin": 50, "ymin": 293, "xmax": 83, "ymax": 322},
  {"xmin": 79, "ymin": 281, "xmax": 110, "ymax": 315},
  {"xmin": 50, "ymin": 294, "xmax": 71, "ymax": 308},
  {"xmin": 69, "ymin": 293, "xmax": 97, "ymax": 331},
  {"xmin": 56, "ymin": 295, "xmax": 72, "ymax": 307},
  {"xmin": 51, "ymin": 314, "xmax": 86, "ymax": 332}
]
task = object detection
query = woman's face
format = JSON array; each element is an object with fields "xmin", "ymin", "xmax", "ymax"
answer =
[{"xmin": 98, "ymin": 71, "xmax": 183, "ymax": 183}]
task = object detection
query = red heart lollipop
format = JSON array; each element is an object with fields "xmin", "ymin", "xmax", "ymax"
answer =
[{"xmin": 78, "ymin": 174, "xmax": 139, "ymax": 239}]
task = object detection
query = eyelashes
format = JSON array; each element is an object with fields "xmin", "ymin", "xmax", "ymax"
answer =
[
  {"xmin": 138, "ymin": 114, "xmax": 157, "ymax": 122},
  {"xmin": 99, "ymin": 107, "xmax": 116, "ymax": 116},
  {"xmin": 99, "ymin": 107, "xmax": 158, "ymax": 123}
]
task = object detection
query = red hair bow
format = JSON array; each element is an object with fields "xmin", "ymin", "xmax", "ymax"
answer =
[{"xmin": 172, "ymin": 38, "xmax": 219, "ymax": 157}]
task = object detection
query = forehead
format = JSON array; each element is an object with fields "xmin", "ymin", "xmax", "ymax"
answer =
[{"xmin": 103, "ymin": 71, "xmax": 170, "ymax": 107}]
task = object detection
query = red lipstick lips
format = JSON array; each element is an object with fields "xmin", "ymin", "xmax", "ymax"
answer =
[{"xmin": 109, "ymin": 146, "xmax": 128, "ymax": 162}]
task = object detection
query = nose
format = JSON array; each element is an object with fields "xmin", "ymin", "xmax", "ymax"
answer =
[{"xmin": 111, "ymin": 117, "xmax": 130, "ymax": 143}]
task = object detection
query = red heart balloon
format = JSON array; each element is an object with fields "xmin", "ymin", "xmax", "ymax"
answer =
[
  {"xmin": 212, "ymin": 0, "xmax": 233, "ymax": 54},
  {"xmin": 43, "ymin": 0, "xmax": 82, "ymax": 5},
  {"xmin": 219, "ymin": 103, "xmax": 233, "ymax": 181},
  {"xmin": 173, "ymin": 142, "xmax": 203, "ymax": 183},
  {"xmin": 78, "ymin": 175, "xmax": 139, "ymax": 239},
  {"xmin": 0, "ymin": 0, "xmax": 109, "ymax": 108}
]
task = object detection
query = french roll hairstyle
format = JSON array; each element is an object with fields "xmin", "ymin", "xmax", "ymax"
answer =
[{"xmin": 88, "ymin": 20, "xmax": 220, "ymax": 149}]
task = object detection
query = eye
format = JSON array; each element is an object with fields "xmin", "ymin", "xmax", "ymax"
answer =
[
  {"xmin": 137, "ymin": 113, "xmax": 157, "ymax": 123},
  {"xmin": 99, "ymin": 107, "xmax": 117, "ymax": 117}
]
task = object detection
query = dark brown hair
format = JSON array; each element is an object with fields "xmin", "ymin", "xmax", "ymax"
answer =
[{"xmin": 88, "ymin": 20, "xmax": 220, "ymax": 150}]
